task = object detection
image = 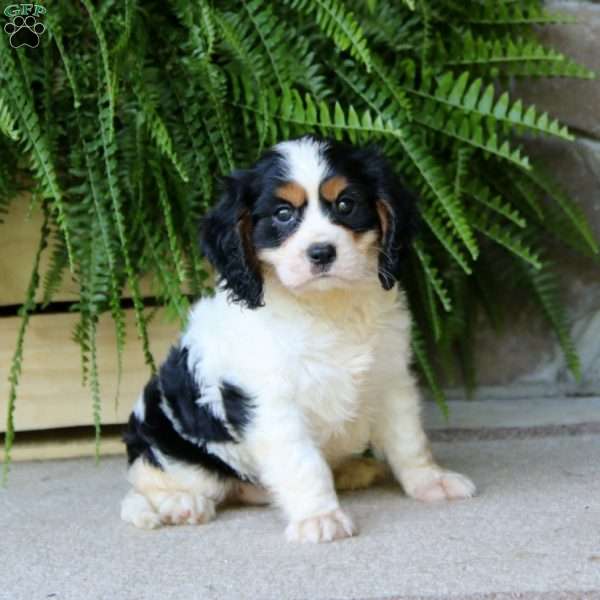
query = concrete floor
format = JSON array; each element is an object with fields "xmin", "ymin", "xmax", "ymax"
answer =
[{"xmin": 2, "ymin": 430, "xmax": 600, "ymax": 600}]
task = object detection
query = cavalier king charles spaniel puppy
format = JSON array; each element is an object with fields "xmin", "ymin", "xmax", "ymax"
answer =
[{"xmin": 120, "ymin": 135, "xmax": 475, "ymax": 542}]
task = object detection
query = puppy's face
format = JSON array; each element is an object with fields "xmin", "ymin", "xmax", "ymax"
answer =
[
  {"xmin": 253, "ymin": 139, "xmax": 383, "ymax": 291},
  {"xmin": 201, "ymin": 136, "xmax": 417, "ymax": 308}
]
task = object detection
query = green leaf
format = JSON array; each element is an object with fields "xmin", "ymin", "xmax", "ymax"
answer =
[
  {"xmin": 3, "ymin": 207, "xmax": 49, "ymax": 483},
  {"xmin": 284, "ymin": 0, "xmax": 372, "ymax": 71},
  {"xmin": 525, "ymin": 263, "xmax": 582, "ymax": 381},
  {"xmin": 415, "ymin": 241, "xmax": 452, "ymax": 311},
  {"xmin": 412, "ymin": 324, "xmax": 448, "ymax": 419}
]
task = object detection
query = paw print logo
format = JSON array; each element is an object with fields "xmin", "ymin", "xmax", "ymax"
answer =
[{"xmin": 4, "ymin": 15, "xmax": 46, "ymax": 48}]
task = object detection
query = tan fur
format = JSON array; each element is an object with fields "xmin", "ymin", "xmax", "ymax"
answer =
[
  {"xmin": 333, "ymin": 456, "xmax": 388, "ymax": 491},
  {"xmin": 320, "ymin": 175, "xmax": 348, "ymax": 202},
  {"xmin": 275, "ymin": 182, "xmax": 306, "ymax": 207},
  {"xmin": 376, "ymin": 200, "xmax": 389, "ymax": 237}
]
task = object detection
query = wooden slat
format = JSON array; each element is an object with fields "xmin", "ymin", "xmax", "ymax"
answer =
[
  {"xmin": 5, "ymin": 431, "xmax": 125, "ymax": 462},
  {"xmin": 0, "ymin": 309, "xmax": 178, "ymax": 432},
  {"xmin": 0, "ymin": 196, "xmax": 157, "ymax": 306},
  {"xmin": 1, "ymin": 195, "xmax": 79, "ymax": 305}
]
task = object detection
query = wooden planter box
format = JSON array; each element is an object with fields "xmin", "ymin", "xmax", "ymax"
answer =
[{"xmin": 0, "ymin": 199, "xmax": 179, "ymax": 460}]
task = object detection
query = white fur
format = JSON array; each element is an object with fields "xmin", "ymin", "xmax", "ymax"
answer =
[
  {"xmin": 122, "ymin": 138, "xmax": 475, "ymax": 541},
  {"xmin": 124, "ymin": 277, "xmax": 475, "ymax": 539},
  {"xmin": 132, "ymin": 393, "xmax": 145, "ymax": 421},
  {"xmin": 261, "ymin": 137, "xmax": 378, "ymax": 291},
  {"xmin": 275, "ymin": 137, "xmax": 330, "ymax": 202}
]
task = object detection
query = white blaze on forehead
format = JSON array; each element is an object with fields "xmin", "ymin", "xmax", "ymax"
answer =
[{"xmin": 275, "ymin": 137, "xmax": 330, "ymax": 202}]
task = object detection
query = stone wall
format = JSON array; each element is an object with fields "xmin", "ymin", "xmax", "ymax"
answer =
[{"xmin": 458, "ymin": 1, "xmax": 600, "ymax": 400}]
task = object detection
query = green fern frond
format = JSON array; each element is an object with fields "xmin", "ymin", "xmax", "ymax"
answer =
[
  {"xmin": 411, "ymin": 323, "xmax": 448, "ymax": 419},
  {"xmin": 88, "ymin": 315, "xmax": 102, "ymax": 460},
  {"xmin": 54, "ymin": 25, "xmax": 129, "ymax": 398},
  {"xmin": 136, "ymin": 86, "xmax": 190, "ymax": 183},
  {"xmin": 524, "ymin": 263, "xmax": 581, "ymax": 380},
  {"xmin": 153, "ymin": 163, "xmax": 187, "ymax": 284},
  {"xmin": 82, "ymin": 0, "xmax": 115, "ymax": 142},
  {"xmin": 399, "ymin": 130, "xmax": 479, "ymax": 259},
  {"xmin": 198, "ymin": 1, "xmax": 217, "ymax": 58},
  {"xmin": 42, "ymin": 232, "xmax": 68, "ymax": 306},
  {"xmin": 0, "ymin": 95, "xmax": 19, "ymax": 141},
  {"xmin": 97, "ymin": 68, "xmax": 155, "ymax": 374},
  {"xmin": 141, "ymin": 221, "xmax": 191, "ymax": 325},
  {"xmin": 413, "ymin": 105, "xmax": 531, "ymax": 168},
  {"xmin": 284, "ymin": 0, "xmax": 372, "ymax": 71},
  {"xmin": 239, "ymin": 86, "xmax": 401, "ymax": 142},
  {"xmin": 242, "ymin": 0, "xmax": 288, "ymax": 90},
  {"xmin": 216, "ymin": 11, "xmax": 272, "ymax": 151},
  {"xmin": 333, "ymin": 60, "xmax": 412, "ymax": 122},
  {"xmin": 469, "ymin": 208, "xmax": 542, "ymax": 268},
  {"xmin": 464, "ymin": 3, "xmax": 576, "ymax": 25},
  {"xmin": 466, "ymin": 179, "xmax": 526, "ymax": 228},
  {"xmin": 194, "ymin": 60, "xmax": 235, "ymax": 172},
  {"xmin": 453, "ymin": 146, "xmax": 472, "ymax": 202},
  {"xmin": 438, "ymin": 32, "xmax": 564, "ymax": 66},
  {"xmin": 418, "ymin": 0, "xmax": 433, "ymax": 68},
  {"xmin": 3, "ymin": 207, "xmax": 49, "ymax": 483},
  {"xmin": 523, "ymin": 165, "xmax": 599, "ymax": 255},
  {"xmin": 508, "ymin": 170, "xmax": 545, "ymax": 220},
  {"xmin": 420, "ymin": 205, "xmax": 473, "ymax": 274},
  {"xmin": 0, "ymin": 37, "xmax": 74, "ymax": 269},
  {"xmin": 500, "ymin": 57, "xmax": 595, "ymax": 79},
  {"xmin": 112, "ymin": 0, "xmax": 134, "ymax": 56},
  {"xmin": 408, "ymin": 71, "xmax": 573, "ymax": 142},
  {"xmin": 413, "ymin": 255, "xmax": 442, "ymax": 342},
  {"xmin": 414, "ymin": 241, "xmax": 452, "ymax": 311},
  {"xmin": 436, "ymin": 32, "xmax": 592, "ymax": 78}
]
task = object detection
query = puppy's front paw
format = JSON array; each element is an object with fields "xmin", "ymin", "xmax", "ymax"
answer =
[
  {"xmin": 403, "ymin": 467, "xmax": 476, "ymax": 502},
  {"xmin": 286, "ymin": 509, "xmax": 356, "ymax": 543}
]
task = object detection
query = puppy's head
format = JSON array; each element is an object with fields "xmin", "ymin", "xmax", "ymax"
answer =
[{"xmin": 201, "ymin": 136, "xmax": 417, "ymax": 308}]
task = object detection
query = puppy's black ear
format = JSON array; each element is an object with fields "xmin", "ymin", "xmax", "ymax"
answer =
[
  {"xmin": 201, "ymin": 172, "xmax": 264, "ymax": 308},
  {"xmin": 373, "ymin": 160, "xmax": 419, "ymax": 290}
]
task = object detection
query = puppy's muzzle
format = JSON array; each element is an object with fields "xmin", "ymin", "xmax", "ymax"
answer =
[{"xmin": 307, "ymin": 243, "xmax": 336, "ymax": 270}]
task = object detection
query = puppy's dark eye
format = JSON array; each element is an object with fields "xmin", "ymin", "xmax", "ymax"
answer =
[
  {"xmin": 336, "ymin": 197, "xmax": 355, "ymax": 216},
  {"xmin": 274, "ymin": 205, "xmax": 294, "ymax": 223}
]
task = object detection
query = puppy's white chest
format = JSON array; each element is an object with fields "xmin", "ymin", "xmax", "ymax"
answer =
[{"xmin": 293, "ymin": 308, "xmax": 379, "ymax": 432}]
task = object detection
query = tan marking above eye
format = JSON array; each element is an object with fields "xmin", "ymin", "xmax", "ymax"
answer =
[
  {"xmin": 320, "ymin": 175, "xmax": 349, "ymax": 202},
  {"xmin": 275, "ymin": 182, "xmax": 306, "ymax": 207}
]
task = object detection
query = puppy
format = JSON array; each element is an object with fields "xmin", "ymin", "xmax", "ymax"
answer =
[{"xmin": 120, "ymin": 135, "xmax": 475, "ymax": 542}]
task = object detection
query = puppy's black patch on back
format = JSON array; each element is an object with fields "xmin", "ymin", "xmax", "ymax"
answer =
[
  {"xmin": 123, "ymin": 345, "xmax": 253, "ymax": 481},
  {"xmin": 159, "ymin": 346, "xmax": 233, "ymax": 443},
  {"xmin": 123, "ymin": 401, "xmax": 160, "ymax": 468},
  {"xmin": 220, "ymin": 380, "xmax": 253, "ymax": 435}
]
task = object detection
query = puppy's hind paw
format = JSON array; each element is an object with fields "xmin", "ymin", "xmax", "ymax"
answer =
[
  {"xmin": 121, "ymin": 490, "xmax": 161, "ymax": 530},
  {"xmin": 286, "ymin": 509, "xmax": 356, "ymax": 543},
  {"xmin": 158, "ymin": 492, "xmax": 216, "ymax": 526}
]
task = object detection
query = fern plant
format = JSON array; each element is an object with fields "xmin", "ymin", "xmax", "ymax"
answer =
[{"xmin": 1, "ymin": 0, "xmax": 597, "ymax": 476}]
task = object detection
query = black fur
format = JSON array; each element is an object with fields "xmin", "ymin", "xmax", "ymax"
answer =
[
  {"xmin": 201, "ymin": 173, "xmax": 265, "ymax": 309},
  {"xmin": 201, "ymin": 151, "xmax": 288, "ymax": 309},
  {"xmin": 200, "ymin": 136, "xmax": 418, "ymax": 304},
  {"xmin": 322, "ymin": 140, "xmax": 419, "ymax": 290},
  {"xmin": 123, "ymin": 345, "xmax": 254, "ymax": 480},
  {"xmin": 221, "ymin": 381, "xmax": 254, "ymax": 435},
  {"xmin": 159, "ymin": 346, "xmax": 233, "ymax": 443}
]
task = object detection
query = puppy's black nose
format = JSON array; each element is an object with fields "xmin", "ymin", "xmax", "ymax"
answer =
[{"xmin": 307, "ymin": 243, "xmax": 336, "ymax": 267}]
